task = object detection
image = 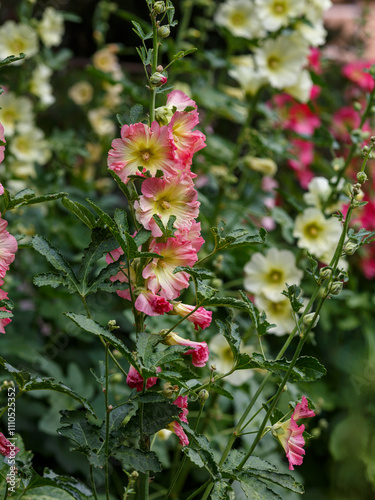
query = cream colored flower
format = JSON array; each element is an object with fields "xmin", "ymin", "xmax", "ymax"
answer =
[
  {"xmin": 0, "ymin": 92, "xmax": 34, "ymax": 136},
  {"xmin": 38, "ymin": 7, "xmax": 64, "ymax": 47},
  {"xmin": 295, "ymin": 19, "xmax": 327, "ymax": 47},
  {"xmin": 0, "ymin": 21, "xmax": 38, "ymax": 62},
  {"xmin": 293, "ymin": 208, "xmax": 342, "ymax": 259},
  {"xmin": 244, "ymin": 248, "xmax": 303, "ymax": 302},
  {"xmin": 209, "ymin": 334, "xmax": 254, "ymax": 386},
  {"xmin": 30, "ymin": 64, "xmax": 55, "ymax": 105},
  {"xmin": 255, "ymin": 294, "xmax": 296, "ymax": 336},
  {"xmin": 305, "ymin": 0, "xmax": 332, "ymax": 24},
  {"xmin": 93, "ymin": 44, "xmax": 122, "ymax": 78},
  {"xmin": 88, "ymin": 107, "xmax": 115, "ymax": 137},
  {"xmin": 229, "ymin": 55, "xmax": 267, "ymax": 96},
  {"xmin": 214, "ymin": 0, "xmax": 265, "ymax": 39},
  {"xmin": 103, "ymin": 82, "xmax": 123, "ymax": 110},
  {"xmin": 68, "ymin": 81, "xmax": 94, "ymax": 106},
  {"xmin": 243, "ymin": 155, "xmax": 277, "ymax": 176},
  {"xmin": 9, "ymin": 128, "xmax": 50, "ymax": 164},
  {"xmin": 283, "ymin": 69, "xmax": 313, "ymax": 103},
  {"xmin": 255, "ymin": 0, "xmax": 305, "ymax": 32},
  {"xmin": 255, "ymin": 33, "xmax": 309, "ymax": 89},
  {"xmin": 8, "ymin": 159, "xmax": 36, "ymax": 179}
]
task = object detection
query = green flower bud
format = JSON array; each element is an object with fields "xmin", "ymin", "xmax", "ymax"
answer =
[
  {"xmin": 198, "ymin": 389, "xmax": 209, "ymax": 403},
  {"xmin": 111, "ymin": 373, "xmax": 124, "ymax": 383},
  {"xmin": 357, "ymin": 171, "xmax": 368, "ymax": 184},
  {"xmin": 330, "ymin": 281, "xmax": 343, "ymax": 296},
  {"xmin": 150, "ymin": 72, "xmax": 168, "ymax": 87},
  {"xmin": 303, "ymin": 312, "xmax": 319, "ymax": 328},
  {"xmin": 154, "ymin": 1, "xmax": 166, "ymax": 13},
  {"xmin": 155, "ymin": 105, "xmax": 174, "ymax": 126},
  {"xmin": 158, "ymin": 25, "xmax": 170, "ymax": 38},
  {"xmin": 353, "ymin": 101, "xmax": 362, "ymax": 111},
  {"xmin": 343, "ymin": 241, "xmax": 357, "ymax": 255},
  {"xmin": 318, "ymin": 267, "xmax": 332, "ymax": 283}
]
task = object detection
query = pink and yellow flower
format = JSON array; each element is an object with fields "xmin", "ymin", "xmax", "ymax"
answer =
[
  {"xmin": 168, "ymin": 111, "xmax": 206, "ymax": 166},
  {"xmin": 163, "ymin": 332, "xmax": 209, "ymax": 367},
  {"xmin": 126, "ymin": 365, "xmax": 161, "ymax": 392},
  {"xmin": 135, "ymin": 173, "xmax": 200, "ymax": 237},
  {"xmin": 0, "ymin": 216, "xmax": 18, "ymax": 279},
  {"xmin": 167, "ymin": 395, "xmax": 189, "ymax": 446},
  {"xmin": 171, "ymin": 302, "xmax": 212, "ymax": 331},
  {"xmin": 166, "ymin": 90, "xmax": 197, "ymax": 112},
  {"xmin": 107, "ymin": 121, "xmax": 179, "ymax": 184},
  {"xmin": 175, "ymin": 221, "xmax": 205, "ymax": 253},
  {"xmin": 143, "ymin": 236, "xmax": 198, "ymax": 300},
  {"xmin": 272, "ymin": 396, "xmax": 315, "ymax": 470}
]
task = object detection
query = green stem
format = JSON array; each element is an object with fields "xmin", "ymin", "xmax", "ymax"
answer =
[
  {"xmin": 3, "ymin": 483, "xmax": 8, "ymax": 500},
  {"xmin": 175, "ymin": 0, "xmax": 193, "ymax": 49},
  {"xmin": 149, "ymin": 12, "xmax": 159, "ymax": 124},
  {"xmin": 90, "ymin": 465, "xmax": 99, "ymax": 500},
  {"xmin": 185, "ymin": 480, "xmax": 211, "ymax": 500},
  {"xmin": 104, "ymin": 342, "xmax": 110, "ymax": 500}
]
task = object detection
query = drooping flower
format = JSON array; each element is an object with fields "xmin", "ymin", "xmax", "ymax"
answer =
[
  {"xmin": 167, "ymin": 395, "xmax": 189, "ymax": 446},
  {"xmin": 244, "ymin": 248, "xmax": 303, "ymax": 302},
  {"xmin": 107, "ymin": 122, "xmax": 179, "ymax": 184},
  {"xmin": 209, "ymin": 334, "xmax": 254, "ymax": 385},
  {"xmin": 126, "ymin": 365, "xmax": 161, "ymax": 392},
  {"xmin": 143, "ymin": 236, "xmax": 198, "ymax": 300},
  {"xmin": 163, "ymin": 332, "xmax": 209, "ymax": 367},
  {"xmin": 272, "ymin": 396, "xmax": 315, "ymax": 470},
  {"xmin": 135, "ymin": 290, "xmax": 173, "ymax": 316},
  {"xmin": 0, "ymin": 433, "xmax": 20, "ymax": 457},
  {"xmin": 293, "ymin": 208, "xmax": 342, "ymax": 259},
  {"xmin": 255, "ymin": 0, "xmax": 304, "ymax": 32},
  {"xmin": 38, "ymin": 7, "xmax": 64, "ymax": 47},
  {"xmin": 171, "ymin": 302, "xmax": 212, "ymax": 331},
  {"xmin": 214, "ymin": 0, "xmax": 265, "ymax": 40},
  {"xmin": 0, "ymin": 21, "xmax": 38, "ymax": 63},
  {"xmin": 134, "ymin": 173, "xmax": 200, "ymax": 237},
  {"xmin": 0, "ymin": 216, "xmax": 18, "ymax": 279}
]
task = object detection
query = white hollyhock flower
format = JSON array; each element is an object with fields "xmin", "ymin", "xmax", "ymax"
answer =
[
  {"xmin": 295, "ymin": 19, "xmax": 327, "ymax": 47},
  {"xmin": 293, "ymin": 208, "xmax": 342, "ymax": 259},
  {"xmin": 255, "ymin": 34, "xmax": 309, "ymax": 89},
  {"xmin": 244, "ymin": 248, "xmax": 303, "ymax": 302},
  {"xmin": 229, "ymin": 55, "xmax": 267, "ymax": 96},
  {"xmin": 305, "ymin": 0, "xmax": 332, "ymax": 24},
  {"xmin": 0, "ymin": 21, "xmax": 38, "ymax": 63},
  {"xmin": 88, "ymin": 108, "xmax": 115, "ymax": 137},
  {"xmin": 0, "ymin": 92, "xmax": 34, "ymax": 136},
  {"xmin": 214, "ymin": 0, "xmax": 265, "ymax": 39},
  {"xmin": 304, "ymin": 177, "xmax": 332, "ymax": 209},
  {"xmin": 38, "ymin": 7, "xmax": 64, "ymax": 47},
  {"xmin": 68, "ymin": 81, "xmax": 94, "ymax": 106},
  {"xmin": 255, "ymin": 0, "xmax": 305, "ymax": 32},
  {"xmin": 10, "ymin": 128, "xmax": 51, "ymax": 165},
  {"xmin": 283, "ymin": 69, "xmax": 313, "ymax": 103},
  {"xmin": 254, "ymin": 294, "xmax": 296, "ymax": 336},
  {"xmin": 30, "ymin": 64, "xmax": 55, "ymax": 106},
  {"xmin": 209, "ymin": 334, "xmax": 254, "ymax": 386}
]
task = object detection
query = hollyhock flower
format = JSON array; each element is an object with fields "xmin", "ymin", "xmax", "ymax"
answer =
[
  {"xmin": 0, "ymin": 92, "xmax": 34, "ymax": 137},
  {"xmin": 167, "ymin": 395, "xmax": 189, "ymax": 446},
  {"xmin": 255, "ymin": 34, "xmax": 309, "ymax": 89},
  {"xmin": 342, "ymin": 61, "xmax": 375, "ymax": 93},
  {"xmin": 134, "ymin": 173, "xmax": 200, "ymax": 237},
  {"xmin": 254, "ymin": 294, "xmax": 296, "ymax": 336},
  {"xmin": 308, "ymin": 48, "xmax": 322, "ymax": 74},
  {"xmin": 0, "ymin": 184, "xmax": 3, "ymax": 196},
  {"xmin": 38, "ymin": 7, "xmax": 64, "ymax": 47},
  {"xmin": 10, "ymin": 128, "xmax": 51, "ymax": 165},
  {"xmin": 283, "ymin": 102, "xmax": 321, "ymax": 136},
  {"xmin": 284, "ymin": 70, "xmax": 314, "ymax": 105},
  {"xmin": 209, "ymin": 334, "xmax": 254, "ymax": 385},
  {"xmin": 303, "ymin": 176, "xmax": 342, "ymax": 213},
  {"xmin": 126, "ymin": 365, "xmax": 161, "ymax": 392},
  {"xmin": 69, "ymin": 81, "xmax": 94, "ymax": 106},
  {"xmin": 295, "ymin": 19, "xmax": 327, "ymax": 47},
  {"xmin": 163, "ymin": 332, "xmax": 209, "ymax": 367},
  {"xmin": 143, "ymin": 236, "xmax": 198, "ymax": 300},
  {"xmin": 244, "ymin": 248, "xmax": 303, "ymax": 302},
  {"xmin": 107, "ymin": 121, "xmax": 178, "ymax": 183},
  {"xmin": 166, "ymin": 90, "xmax": 196, "ymax": 112},
  {"xmin": 135, "ymin": 290, "xmax": 173, "ymax": 316},
  {"xmin": 229, "ymin": 57, "xmax": 267, "ymax": 97},
  {"xmin": 0, "ymin": 217, "xmax": 18, "ymax": 278},
  {"xmin": 0, "ymin": 433, "xmax": 20, "ymax": 457},
  {"xmin": 0, "ymin": 21, "xmax": 38, "ymax": 63},
  {"xmin": 171, "ymin": 302, "xmax": 212, "ymax": 331},
  {"xmin": 272, "ymin": 396, "xmax": 315, "ymax": 470},
  {"xmin": 293, "ymin": 208, "xmax": 342, "ymax": 259},
  {"xmin": 214, "ymin": 0, "xmax": 265, "ymax": 40},
  {"xmin": 175, "ymin": 222, "xmax": 205, "ymax": 253},
  {"xmin": 29, "ymin": 64, "xmax": 55, "ymax": 106},
  {"xmin": 168, "ymin": 111, "xmax": 206, "ymax": 166},
  {"xmin": 287, "ymin": 138, "xmax": 315, "ymax": 189},
  {"xmin": 88, "ymin": 107, "xmax": 116, "ymax": 137},
  {"xmin": 255, "ymin": 0, "xmax": 303, "ymax": 32}
]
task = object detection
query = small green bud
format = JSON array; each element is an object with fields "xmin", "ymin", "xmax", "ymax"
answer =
[
  {"xmin": 318, "ymin": 267, "xmax": 332, "ymax": 283},
  {"xmin": 158, "ymin": 25, "xmax": 170, "ymax": 38},
  {"xmin": 108, "ymin": 319, "xmax": 119, "ymax": 331},
  {"xmin": 130, "ymin": 471, "xmax": 139, "ymax": 480},
  {"xmin": 112, "ymin": 349, "xmax": 122, "ymax": 359},
  {"xmin": 150, "ymin": 72, "xmax": 168, "ymax": 87},
  {"xmin": 198, "ymin": 389, "xmax": 209, "ymax": 403},
  {"xmin": 330, "ymin": 281, "xmax": 343, "ymax": 296},
  {"xmin": 155, "ymin": 105, "xmax": 174, "ymax": 126},
  {"xmin": 357, "ymin": 171, "xmax": 368, "ymax": 184},
  {"xmin": 154, "ymin": 1, "xmax": 166, "ymax": 13},
  {"xmin": 343, "ymin": 241, "xmax": 357, "ymax": 255},
  {"xmin": 353, "ymin": 101, "xmax": 362, "ymax": 111},
  {"xmin": 303, "ymin": 312, "xmax": 319, "ymax": 328},
  {"xmin": 111, "ymin": 373, "xmax": 124, "ymax": 383}
]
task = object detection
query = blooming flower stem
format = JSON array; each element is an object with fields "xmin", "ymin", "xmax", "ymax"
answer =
[
  {"xmin": 149, "ymin": 12, "xmax": 159, "ymax": 124},
  {"xmin": 139, "ymin": 378, "xmax": 150, "ymax": 500}
]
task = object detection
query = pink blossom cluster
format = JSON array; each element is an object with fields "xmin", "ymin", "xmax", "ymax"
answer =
[
  {"xmin": 168, "ymin": 395, "xmax": 189, "ymax": 446},
  {"xmin": 0, "ymin": 122, "xmax": 17, "ymax": 334}
]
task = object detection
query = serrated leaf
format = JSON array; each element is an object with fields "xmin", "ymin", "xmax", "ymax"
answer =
[
  {"xmin": 113, "ymin": 446, "xmax": 161, "ymax": 473},
  {"xmin": 136, "ymin": 332, "xmax": 161, "ymax": 370},
  {"xmin": 210, "ymin": 383, "xmax": 234, "ymax": 400},
  {"xmin": 124, "ymin": 399, "xmax": 180, "ymax": 436},
  {"xmin": 204, "ymin": 296, "xmax": 249, "ymax": 311},
  {"xmin": 0, "ymin": 53, "xmax": 25, "ymax": 67},
  {"xmin": 62, "ymin": 198, "xmax": 96, "ymax": 229},
  {"xmin": 239, "ymin": 474, "xmax": 282, "ymax": 500},
  {"xmin": 245, "ymin": 469, "xmax": 304, "ymax": 494},
  {"xmin": 223, "ymin": 452, "xmax": 277, "ymax": 474},
  {"xmin": 183, "ymin": 447, "xmax": 204, "ymax": 467},
  {"xmin": 33, "ymin": 273, "xmax": 70, "ymax": 289},
  {"xmin": 281, "ymin": 284, "xmax": 304, "ymax": 313},
  {"xmin": 217, "ymin": 319, "xmax": 241, "ymax": 355},
  {"xmin": 9, "ymin": 191, "xmax": 68, "ymax": 210},
  {"xmin": 181, "ymin": 424, "xmax": 219, "ymax": 477},
  {"xmin": 174, "ymin": 267, "xmax": 216, "ymax": 280},
  {"xmin": 0, "ymin": 310, "xmax": 12, "ymax": 319},
  {"xmin": 211, "ymin": 481, "xmax": 234, "ymax": 500},
  {"xmin": 42, "ymin": 469, "xmax": 92, "ymax": 500},
  {"xmin": 129, "ymin": 104, "xmax": 144, "ymax": 124},
  {"xmin": 240, "ymin": 291, "xmax": 275, "ymax": 335},
  {"xmin": 64, "ymin": 313, "xmax": 135, "ymax": 368},
  {"xmin": 196, "ymin": 280, "xmax": 217, "ymax": 302},
  {"xmin": 114, "ymin": 208, "xmax": 129, "ymax": 235},
  {"xmin": 134, "ymin": 228, "xmax": 152, "ymax": 247},
  {"xmin": 108, "ymin": 169, "xmax": 132, "ymax": 199}
]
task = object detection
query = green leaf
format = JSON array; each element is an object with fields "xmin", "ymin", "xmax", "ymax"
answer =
[
  {"xmin": 239, "ymin": 291, "xmax": 275, "ymax": 336},
  {"xmin": 33, "ymin": 273, "xmax": 71, "ymax": 289},
  {"xmin": 136, "ymin": 332, "xmax": 161, "ymax": 370},
  {"xmin": 210, "ymin": 384, "xmax": 234, "ymax": 400},
  {"xmin": 0, "ymin": 53, "xmax": 26, "ymax": 67},
  {"xmin": 114, "ymin": 208, "xmax": 129, "ymax": 235},
  {"xmin": 31, "ymin": 235, "xmax": 78, "ymax": 289},
  {"xmin": 183, "ymin": 447, "xmax": 204, "ymax": 467},
  {"xmin": 0, "ymin": 310, "xmax": 12, "ymax": 319},
  {"xmin": 181, "ymin": 424, "xmax": 219, "ymax": 477},
  {"xmin": 57, "ymin": 410, "xmax": 105, "ymax": 467},
  {"xmin": 196, "ymin": 280, "xmax": 217, "ymax": 302},
  {"xmin": 42, "ymin": 469, "xmax": 92, "ymax": 500},
  {"xmin": 8, "ymin": 191, "xmax": 68, "ymax": 210},
  {"xmin": 211, "ymin": 221, "xmax": 267, "ymax": 251},
  {"xmin": 174, "ymin": 267, "xmax": 216, "ymax": 280},
  {"xmin": 239, "ymin": 474, "xmax": 282, "ymax": 500},
  {"xmin": 281, "ymin": 284, "xmax": 304, "ymax": 313},
  {"xmin": 223, "ymin": 451, "xmax": 277, "ymax": 474},
  {"xmin": 152, "ymin": 214, "xmax": 176, "ymax": 238},
  {"xmin": 22, "ymin": 487, "xmax": 75, "ymax": 500},
  {"xmin": 113, "ymin": 446, "xmax": 161, "ymax": 473},
  {"xmin": 62, "ymin": 198, "xmax": 96, "ymax": 229},
  {"xmin": 211, "ymin": 481, "xmax": 234, "ymax": 500},
  {"xmin": 64, "ymin": 313, "xmax": 135, "ymax": 368},
  {"xmin": 129, "ymin": 104, "xmax": 144, "ymax": 124},
  {"xmin": 134, "ymin": 228, "xmax": 152, "ymax": 247},
  {"xmin": 203, "ymin": 296, "xmax": 249, "ymax": 311},
  {"xmin": 246, "ymin": 469, "xmax": 304, "ymax": 495},
  {"xmin": 217, "ymin": 319, "xmax": 241, "ymax": 355},
  {"xmin": 271, "ymin": 207, "xmax": 294, "ymax": 244},
  {"xmin": 124, "ymin": 398, "xmax": 180, "ymax": 436},
  {"xmin": 108, "ymin": 169, "xmax": 132, "ymax": 200}
]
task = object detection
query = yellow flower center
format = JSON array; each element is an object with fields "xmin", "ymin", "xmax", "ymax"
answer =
[
  {"xmin": 273, "ymin": 1, "xmax": 286, "ymax": 14},
  {"xmin": 230, "ymin": 12, "xmax": 245, "ymax": 27},
  {"xmin": 268, "ymin": 270, "xmax": 283, "ymax": 283},
  {"xmin": 158, "ymin": 199, "xmax": 171, "ymax": 210},
  {"xmin": 304, "ymin": 223, "xmax": 321, "ymax": 239},
  {"xmin": 267, "ymin": 56, "xmax": 280, "ymax": 70}
]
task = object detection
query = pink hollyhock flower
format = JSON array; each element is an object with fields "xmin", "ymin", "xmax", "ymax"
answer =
[
  {"xmin": 126, "ymin": 365, "xmax": 161, "ymax": 392},
  {"xmin": 107, "ymin": 121, "xmax": 179, "ymax": 183},
  {"xmin": 171, "ymin": 301, "xmax": 212, "ymax": 331},
  {"xmin": 342, "ymin": 61, "xmax": 375, "ymax": 93},
  {"xmin": 330, "ymin": 106, "xmax": 370, "ymax": 144},
  {"xmin": 287, "ymin": 138, "xmax": 314, "ymax": 188},
  {"xmin": 0, "ymin": 184, "xmax": 3, "ymax": 196},
  {"xmin": 166, "ymin": 90, "xmax": 197, "ymax": 112},
  {"xmin": 163, "ymin": 332, "xmax": 209, "ymax": 367},
  {"xmin": 272, "ymin": 396, "xmax": 315, "ymax": 470},
  {"xmin": 143, "ymin": 236, "xmax": 198, "ymax": 300},
  {"xmin": 175, "ymin": 222, "xmax": 205, "ymax": 253},
  {"xmin": 168, "ymin": 111, "xmax": 206, "ymax": 166},
  {"xmin": 307, "ymin": 48, "xmax": 322, "ymax": 74},
  {"xmin": 284, "ymin": 103, "xmax": 321, "ymax": 136},
  {"xmin": 134, "ymin": 173, "xmax": 200, "ymax": 237},
  {"xmin": 135, "ymin": 290, "xmax": 173, "ymax": 316},
  {"xmin": 167, "ymin": 394, "xmax": 189, "ymax": 446},
  {"xmin": 0, "ymin": 122, "xmax": 5, "ymax": 164},
  {"xmin": 0, "ymin": 433, "xmax": 20, "ymax": 457},
  {"xmin": 0, "ymin": 216, "xmax": 18, "ymax": 279}
]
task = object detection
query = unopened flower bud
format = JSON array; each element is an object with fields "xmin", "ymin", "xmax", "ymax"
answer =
[
  {"xmin": 158, "ymin": 25, "xmax": 170, "ymax": 38},
  {"xmin": 150, "ymin": 72, "xmax": 168, "ymax": 87},
  {"xmin": 353, "ymin": 101, "xmax": 362, "ymax": 111},
  {"xmin": 198, "ymin": 389, "xmax": 209, "ymax": 403},
  {"xmin": 130, "ymin": 471, "xmax": 139, "ymax": 480},
  {"xmin": 343, "ymin": 241, "xmax": 357, "ymax": 255},
  {"xmin": 371, "ymin": 136, "xmax": 375, "ymax": 143},
  {"xmin": 112, "ymin": 349, "xmax": 122, "ymax": 359},
  {"xmin": 210, "ymin": 364, "xmax": 216, "ymax": 372},
  {"xmin": 156, "ymin": 65, "xmax": 164, "ymax": 72},
  {"xmin": 318, "ymin": 267, "xmax": 332, "ymax": 283},
  {"xmin": 163, "ymin": 382, "xmax": 178, "ymax": 398},
  {"xmin": 155, "ymin": 105, "xmax": 174, "ymax": 125},
  {"xmin": 330, "ymin": 281, "xmax": 343, "ymax": 295},
  {"xmin": 303, "ymin": 312, "xmax": 319, "ymax": 329},
  {"xmin": 111, "ymin": 373, "xmax": 123, "ymax": 383},
  {"xmin": 357, "ymin": 171, "xmax": 368, "ymax": 184},
  {"xmin": 108, "ymin": 405, "xmax": 113, "ymax": 412},
  {"xmin": 108, "ymin": 319, "xmax": 119, "ymax": 331},
  {"xmin": 154, "ymin": 1, "xmax": 166, "ymax": 13},
  {"xmin": 332, "ymin": 157, "xmax": 344, "ymax": 172}
]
